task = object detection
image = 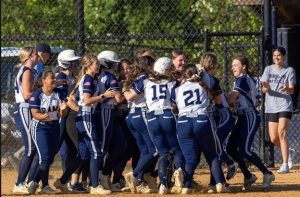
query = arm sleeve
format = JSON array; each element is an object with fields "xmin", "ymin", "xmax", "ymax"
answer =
[
  {"xmin": 132, "ymin": 77, "xmax": 146, "ymax": 94},
  {"xmin": 106, "ymin": 73, "xmax": 120, "ymax": 90},
  {"xmin": 170, "ymin": 86, "xmax": 177, "ymax": 104},
  {"xmin": 260, "ymin": 66, "xmax": 269, "ymax": 82},
  {"xmin": 83, "ymin": 76, "xmax": 94, "ymax": 94},
  {"xmin": 234, "ymin": 77, "xmax": 250, "ymax": 95},
  {"xmin": 288, "ymin": 67, "xmax": 296, "ymax": 85},
  {"xmin": 29, "ymin": 91, "xmax": 41, "ymax": 109}
]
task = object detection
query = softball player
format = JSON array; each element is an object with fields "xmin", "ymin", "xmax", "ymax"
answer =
[
  {"xmin": 54, "ymin": 50, "xmax": 89, "ymax": 193},
  {"xmin": 74, "ymin": 54, "xmax": 115, "ymax": 195},
  {"xmin": 127, "ymin": 57, "xmax": 184, "ymax": 194},
  {"xmin": 55, "ymin": 49, "xmax": 81, "ymax": 171},
  {"xmin": 198, "ymin": 53, "xmax": 235, "ymax": 191},
  {"xmin": 227, "ymin": 55, "xmax": 275, "ymax": 189},
  {"xmin": 111, "ymin": 59, "xmax": 140, "ymax": 192},
  {"xmin": 27, "ymin": 71, "xmax": 68, "ymax": 194},
  {"xmin": 123, "ymin": 55, "xmax": 157, "ymax": 194},
  {"xmin": 95, "ymin": 50, "xmax": 125, "ymax": 190},
  {"xmin": 171, "ymin": 64, "xmax": 226, "ymax": 194},
  {"xmin": 13, "ymin": 47, "xmax": 39, "ymax": 194}
]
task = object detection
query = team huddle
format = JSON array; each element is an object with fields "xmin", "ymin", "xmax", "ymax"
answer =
[{"xmin": 12, "ymin": 44, "xmax": 296, "ymax": 195}]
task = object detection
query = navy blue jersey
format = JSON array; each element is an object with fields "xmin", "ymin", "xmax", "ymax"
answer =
[
  {"xmin": 233, "ymin": 75, "xmax": 257, "ymax": 110},
  {"xmin": 29, "ymin": 88, "xmax": 62, "ymax": 121},
  {"xmin": 55, "ymin": 72, "xmax": 68, "ymax": 100},
  {"xmin": 78, "ymin": 74, "xmax": 99, "ymax": 107},
  {"xmin": 98, "ymin": 71, "xmax": 119, "ymax": 105}
]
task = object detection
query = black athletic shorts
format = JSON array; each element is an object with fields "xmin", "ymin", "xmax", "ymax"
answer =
[{"xmin": 266, "ymin": 111, "xmax": 292, "ymax": 123}]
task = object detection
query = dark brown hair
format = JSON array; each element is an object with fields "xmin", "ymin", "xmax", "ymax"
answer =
[
  {"xmin": 123, "ymin": 56, "xmax": 154, "ymax": 89},
  {"xmin": 273, "ymin": 46, "xmax": 286, "ymax": 56}
]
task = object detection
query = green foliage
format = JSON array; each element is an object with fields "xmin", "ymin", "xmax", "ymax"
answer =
[{"xmin": 1, "ymin": 0, "xmax": 261, "ymax": 70}]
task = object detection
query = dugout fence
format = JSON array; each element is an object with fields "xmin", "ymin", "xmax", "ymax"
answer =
[{"xmin": 1, "ymin": 0, "xmax": 299, "ymax": 169}]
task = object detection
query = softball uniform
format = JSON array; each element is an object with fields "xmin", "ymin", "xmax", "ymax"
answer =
[
  {"xmin": 171, "ymin": 81, "xmax": 225, "ymax": 188},
  {"xmin": 134, "ymin": 76, "xmax": 183, "ymax": 187},
  {"xmin": 226, "ymin": 75, "xmax": 272, "ymax": 179}
]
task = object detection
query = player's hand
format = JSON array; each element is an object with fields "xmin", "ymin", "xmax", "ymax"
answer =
[
  {"xmin": 279, "ymin": 84, "xmax": 288, "ymax": 92},
  {"xmin": 261, "ymin": 81, "xmax": 269, "ymax": 88},
  {"xmin": 104, "ymin": 89, "xmax": 117, "ymax": 98},
  {"xmin": 60, "ymin": 101, "xmax": 68, "ymax": 110}
]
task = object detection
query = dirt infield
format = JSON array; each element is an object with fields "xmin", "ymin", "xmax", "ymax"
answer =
[{"xmin": 1, "ymin": 166, "xmax": 300, "ymax": 197}]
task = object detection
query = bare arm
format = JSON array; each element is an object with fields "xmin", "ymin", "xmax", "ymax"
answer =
[
  {"xmin": 83, "ymin": 89, "xmax": 116, "ymax": 106},
  {"xmin": 59, "ymin": 101, "xmax": 68, "ymax": 117},
  {"xmin": 114, "ymin": 90, "xmax": 124, "ymax": 104},
  {"xmin": 227, "ymin": 90, "xmax": 240, "ymax": 107},
  {"xmin": 214, "ymin": 94, "xmax": 222, "ymax": 105},
  {"xmin": 31, "ymin": 108, "xmax": 49, "ymax": 121},
  {"xmin": 66, "ymin": 96, "xmax": 80, "ymax": 112},
  {"xmin": 280, "ymin": 83, "xmax": 295, "ymax": 95},
  {"xmin": 261, "ymin": 81, "xmax": 270, "ymax": 93},
  {"xmin": 123, "ymin": 89, "xmax": 139, "ymax": 102}
]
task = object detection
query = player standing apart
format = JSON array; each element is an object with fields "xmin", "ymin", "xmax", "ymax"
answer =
[{"xmin": 261, "ymin": 47, "xmax": 296, "ymax": 173}]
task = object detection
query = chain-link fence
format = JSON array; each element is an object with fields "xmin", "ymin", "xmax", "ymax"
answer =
[{"xmin": 1, "ymin": 0, "xmax": 299, "ymax": 168}]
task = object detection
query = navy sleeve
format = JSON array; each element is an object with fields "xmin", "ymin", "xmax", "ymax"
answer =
[
  {"xmin": 54, "ymin": 88, "xmax": 67, "ymax": 102},
  {"xmin": 132, "ymin": 76, "xmax": 146, "ymax": 94},
  {"xmin": 212, "ymin": 77, "xmax": 222, "ymax": 96},
  {"xmin": 170, "ymin": 86, "xmax": 177, "ymax": 104},
  {"xmin": 29, "ymin": 91, "xmax": 41, "ymax": 109},
  {"xmin": 83, "ymin": 75, "xmax": 95, "ymax": 94},
  {"xmin": 105, "ymin": 72, "xmax": 119, "ymax": 90},
  {"xmin": 234, "ymin": 76, "xmax": 250, "ymax": 94}
]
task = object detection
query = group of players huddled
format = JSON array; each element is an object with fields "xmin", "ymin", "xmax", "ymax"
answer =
[{"xmin": 12, "ymin": 44, "xmax": 296, "ymax": 195}]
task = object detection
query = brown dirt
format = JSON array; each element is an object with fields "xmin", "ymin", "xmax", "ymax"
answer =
[{"xmin": 1, "ymin": 166, "xmax": 300, "ymax": 197}]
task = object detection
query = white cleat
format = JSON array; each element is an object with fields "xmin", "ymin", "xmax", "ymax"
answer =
[
  {"xmin": 159, "ymin": 184, "xmax": 168, "ymax": 195},
  {"xmin": 90, "ymin": 184, "xmax": 112, "ymax": 195},
  {"xmin": 13, "ymin": 183, "xmax": 29, "ymax": 194},
  {"xmin": 125, "ymin": 171, "xmax": 136, "ymax": 193}
]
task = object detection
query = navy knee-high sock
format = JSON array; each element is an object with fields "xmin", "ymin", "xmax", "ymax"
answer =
[
  {"xmin": 27, "ymin": 154, "xmax": 39, "ymax": 183},
  {"xmin": 16, "ymin": 153, "xmax": 35, "ymax": 185}
]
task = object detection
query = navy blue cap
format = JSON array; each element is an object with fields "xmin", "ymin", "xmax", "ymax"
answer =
[{"xmin": 36, "ymin": 43, "xmax": 51, "ymax": 54}]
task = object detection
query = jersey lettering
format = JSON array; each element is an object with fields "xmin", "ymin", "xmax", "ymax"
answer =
[
  {"xmin": 183, "ymin": 89, "xmax": 202, "ymax": 106},
  {"xmin": 151, "ymin": 84, "xmax": 167, "ymax": 101}
]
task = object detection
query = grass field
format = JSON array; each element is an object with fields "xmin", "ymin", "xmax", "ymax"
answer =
[{"xmin": 1, "ymin": 166, "xmax": 300, "ymax": 197}]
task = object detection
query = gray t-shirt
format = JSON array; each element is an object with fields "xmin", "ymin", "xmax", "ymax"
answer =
[{"xmin": 261, "ymin": 64, "xmax": 296, "ymax": 113}]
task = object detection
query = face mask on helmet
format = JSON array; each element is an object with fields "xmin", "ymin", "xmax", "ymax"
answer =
[{"xmin": 100, "ymin": 58, "xmax": 120, "ymax": 69}]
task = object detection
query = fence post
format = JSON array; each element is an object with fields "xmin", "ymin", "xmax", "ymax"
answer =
[
  {"xmin": 77, "ymin": 0, "xmax": 85, "ymax": 56},
  {"xmin": 271, "ymin": 4, "xmax": 277, "ymax": 48},
  {"xmin": 263, "ymin": 0, "xmax": 275, "ymax": 167},
  {"xmin": 204, "ymin": 29, "xmax": 209, "ymax": 52}
]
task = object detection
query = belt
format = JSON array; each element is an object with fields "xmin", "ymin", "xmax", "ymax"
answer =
[
  {"xmin": 40, "ymin": 120, "xmax": 59, "ymax": 125},
  {"xmin": 148, "ymin": 108, "xmax": 172, "ymax": 115},
  {"xmin": 16, "ymin": 102, "xmax": 29, "ymax": 108},
  {"xmin": 80, "ymin": 106, "xmax": 93, "ymax": 112},
  {"xmin": 129, "ymin": 107, "xmax": 147, "ymax": 113},
  {"xmin": 179, "ymin": 111, "xmax": 206, "ymax": 117}
]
